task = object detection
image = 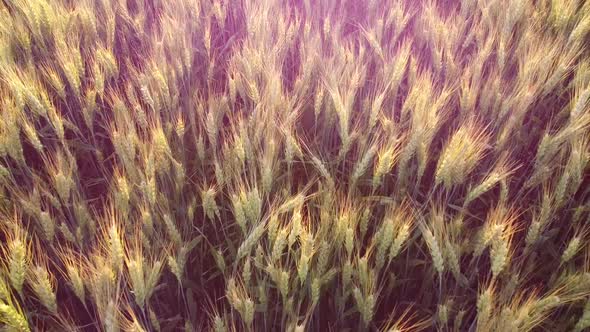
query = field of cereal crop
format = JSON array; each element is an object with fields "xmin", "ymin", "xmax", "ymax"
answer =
[{"xmin": 0, "ymin": 0, "xmax": 589, "ymax": 331}]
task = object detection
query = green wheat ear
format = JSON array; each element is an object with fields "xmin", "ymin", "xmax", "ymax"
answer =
[{"xmin": 0, "ymin": 300, "xmax": 30, "ymax": 332}]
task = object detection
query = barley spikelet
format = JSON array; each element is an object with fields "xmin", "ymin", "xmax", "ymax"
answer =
[
  {"xmin": 435, "ymin": 121, "xmax": 489, "ymax": 189},
  {"xmin": 351, "ymin": 145, "xmax": 377, "ymax": 185},
  {"xmin": 310, "ymin": 154, "xmax": 334, "ymax": 189},
  {"xmin": 476, "ymin": 287, "xmax": 493, "ymax": 331},
  {"xmin": 163, "ymin": 213, "xmax": 182, "ymax": 246},
  {"xmin": 561, "ymin": 236, "xmax": 582, "ymax": 263},
  {"xmin": 272, "ymin": 228, "xmax": 289, "ymax": 262},
  {"xmin": 29, "ymin": 265, "xmax": 57, "ymax": 314},
  {"xmin": 108, "ymin": 223, "xmax": 124, "ymax": 272},
  {"xmin": 490, "ymin": 236, "xmax": 509, "ymax": 278},
  {"xmin": 5, "ymin": 228, "xmax": 29, "ymax": 296},
  {"xmin": 21, "ymin": 120, "xmax": 42, "ymax": 152},
  {"xmin": 236, "ymin": 221, "xmax": 266, "ymax": 261},
  {"xmin": 574, "ymin": 300, "xmax": 590, "ymax": 332},
  {"xmin": 65, "ymin": 264, "xmax": 85, "ymax": 303},
  {"xmin": 372, "ymin": 143, "xmax": 400, "ymax": 189},
  {"xmin": 201, "ymin": 187, "xmax": 220, "ymax": 220},
  {"xmin": 420, "ymin": 225, "xmax": 444, "ymax": 275},
  {"xmin": 0, "ymin": 300, "xmax": 30, "ymax": 332},
  {"xmin": 389, "ymin": 223, "xmax": 411, "ymax": 261},
  {"xmin": 37, "ymin": 211, "xmax": 55, "ymax": 242}
]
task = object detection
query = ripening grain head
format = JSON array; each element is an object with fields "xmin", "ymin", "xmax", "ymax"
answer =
[{"xmin": 436, "ymin": 121, "xmax": 490, "ymax": 189}]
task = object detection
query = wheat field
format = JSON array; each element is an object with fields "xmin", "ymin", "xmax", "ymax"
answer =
[{"xmin": 0, "ymin": 0, "xmax": 589, "ymax": 331}]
